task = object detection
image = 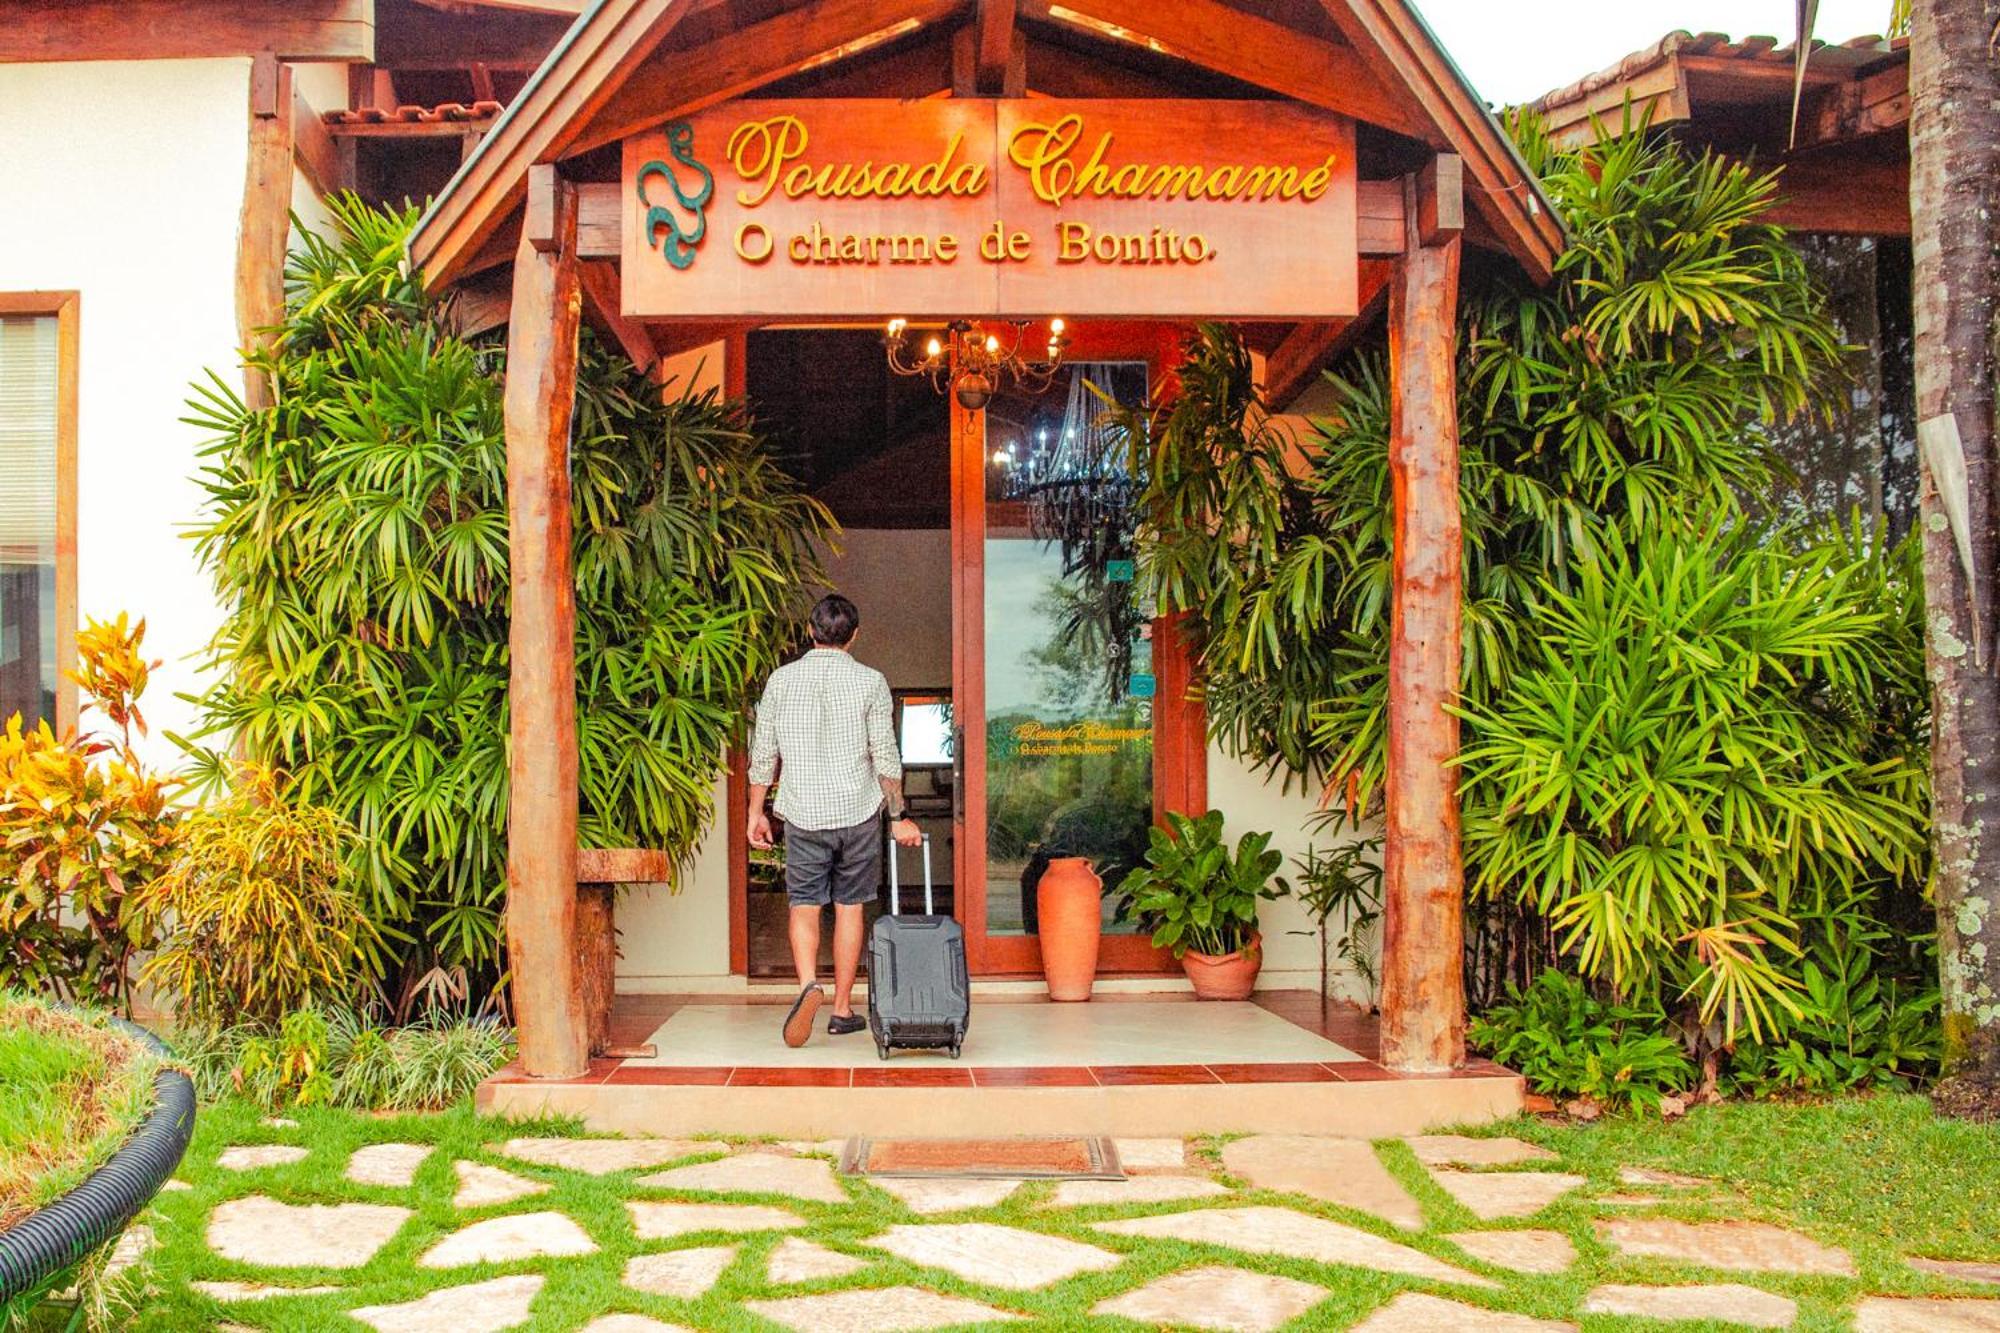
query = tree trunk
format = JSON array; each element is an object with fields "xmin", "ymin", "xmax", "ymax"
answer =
[{"xmin": 1910, "ymin": 0, "xmax": 2000, "ymax": 1114}]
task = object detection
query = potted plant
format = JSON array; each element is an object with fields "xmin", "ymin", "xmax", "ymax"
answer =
[{"xmin": 1117, "ymin": 811, "xmax": 1288, "ymax": 1000}]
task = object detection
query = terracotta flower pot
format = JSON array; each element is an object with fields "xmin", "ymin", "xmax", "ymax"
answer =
[
  {"xmin": 1037, "ymin": 857, "xmax": 1103, "ymax": 1001},
  {"xmin": 1181, "ymin": 930, "xmax": 1263, "ymax": 1001}
]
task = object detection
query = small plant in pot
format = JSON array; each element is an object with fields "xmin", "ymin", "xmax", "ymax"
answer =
[{"xmin": 1117, "ymin": 811, "xmax": 1288, "ymax": 1000}]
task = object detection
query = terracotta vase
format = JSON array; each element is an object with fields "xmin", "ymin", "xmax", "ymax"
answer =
[
  {"xmin": 1037, "ymin": 857, "xmax": 1104, "ymax": 1001},
  {"xmin": 1181, "ymin": 930, "xmax": 1263, "ymax": 1001}
]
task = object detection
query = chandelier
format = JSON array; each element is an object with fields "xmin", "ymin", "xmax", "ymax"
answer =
[{"xmin": 882, "ymin": 317, "xmax": 1069, "ymax": 411}]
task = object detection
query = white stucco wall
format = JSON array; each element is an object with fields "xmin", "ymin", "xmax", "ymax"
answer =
[{"xmin": 0, "ymin": 58, "xmax": 254, "ymax": 766}]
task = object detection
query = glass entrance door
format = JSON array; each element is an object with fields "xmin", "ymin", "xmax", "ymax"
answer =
[{"xmin": 953, "ymin": 358, "xmax": 1173, "ymax": 975}]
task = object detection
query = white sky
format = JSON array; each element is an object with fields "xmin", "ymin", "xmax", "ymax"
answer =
[{"xmin": 1413, "ymin": 0, "xmax": 1897, "ymax": 107}]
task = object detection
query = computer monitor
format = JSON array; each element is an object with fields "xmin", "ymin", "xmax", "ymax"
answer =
[{"xmin": 895, "ymin": 690, "xmax": 954, "ymax": 768}]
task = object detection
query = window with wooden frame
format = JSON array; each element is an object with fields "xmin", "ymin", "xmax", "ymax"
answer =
[{"xmin": 0, "ymin": 293, "xmax": 79, "ymax": 737}]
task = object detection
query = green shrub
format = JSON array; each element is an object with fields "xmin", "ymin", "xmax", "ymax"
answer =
[
  {"xmin": 1457, "ymin": 520, "xmax": 1928, "ymax": 1049},
  {"xmin": 181, "ymin": 197, "xmax": 833, "ymax": 994},
  {"xmin": 130, "ymin": 765, "xmax": 376, "ymax": 1027},
  {"xmin": 1470, "ymin": 971, "xmax": 1695, "ymax": 1113}
]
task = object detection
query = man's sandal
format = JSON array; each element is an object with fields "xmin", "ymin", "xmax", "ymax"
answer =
[{"xmin": 782, "ymin": 983, "xmax": 824, "ymax": 1048}]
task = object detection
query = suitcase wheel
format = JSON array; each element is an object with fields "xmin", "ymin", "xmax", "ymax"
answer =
[
  {"xmin": 876, "ymin": 1042, "xmax": 890, "ymax": 1061},
  {"xmin": 949, "ymin": 1044, "xmax": 961, "ymax": 1060}
]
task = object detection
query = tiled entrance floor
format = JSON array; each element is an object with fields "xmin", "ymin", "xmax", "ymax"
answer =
[
  {"xmin": 622, "ymin": 997, "xmax": 1367, "ymax": 1069},
  {"xmin": 479, "ymin": 992, "xmax": 1523, "ymax": 1136}
]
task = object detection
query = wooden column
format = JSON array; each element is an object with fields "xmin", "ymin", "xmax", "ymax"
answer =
[
  {"xmin": 505, "ymin": 163, "xmax": 588, "ymax": 1079},
  {"xmin": 1379, "ymin": 157, "xmax": 1467, "ymax": 1073},
  {"xmin": 237, "ymin": 54, "xmax": 292, "ymax": 411}
]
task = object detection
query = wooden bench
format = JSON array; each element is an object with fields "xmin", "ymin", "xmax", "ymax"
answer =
[{"xmin": 575, "ymin": 848, "xmax": 673, "ymax": 1058}]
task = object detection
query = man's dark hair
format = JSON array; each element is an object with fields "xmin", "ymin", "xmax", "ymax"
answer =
[{"xmin": 809, "ymin": 593, "xmax": 860, "ymax": 647}]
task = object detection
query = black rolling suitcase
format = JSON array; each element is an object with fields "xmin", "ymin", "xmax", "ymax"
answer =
[{"xmin": 867, "ymin": 831, "xmax": 970, "ymax": 1060}]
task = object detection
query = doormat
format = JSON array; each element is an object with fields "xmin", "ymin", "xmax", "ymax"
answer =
[{"xmin": 840, "ymin": 1136, "xmax": 1123, "ymax": 1180}]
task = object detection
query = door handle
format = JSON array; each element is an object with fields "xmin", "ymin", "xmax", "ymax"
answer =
[{"xmin": 952, "ymin": 724, "xmax": 965, "ymax": 824}]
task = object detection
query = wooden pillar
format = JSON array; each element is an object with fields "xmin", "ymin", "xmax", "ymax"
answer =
[
  {"xmin": 1379, "ymin": 156, "xmax": 1467, "ymax": 1073},
  {"xmin": 505, "ymin": 163, "xmax": 588, "ymax": 1079},
  {"xmin": 236, "ymin": 54, "xmax": 292, "ymax": 411}
]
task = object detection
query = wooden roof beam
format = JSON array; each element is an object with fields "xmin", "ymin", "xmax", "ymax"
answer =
[
  {"xmin": 1315, "ymin": 0, "xmax": 1563, "ymax": 282},
  {"xmin": 572, "ymin": 0, "xmax": 970, "ymax": 158},
  {"xmin": 409, "ymin": 0, "xmax": 700, "ymax": 289},
  {"xmin": 579, "ymin": 260, "xmax": 661, "ymax": 372},
  {"xmin": 975, "ymin": 0, "xmax": 1019, "ymax": 93},
  {"xmin": 0, "ymin": 0, "xmax": 374, "ymax": 63},
  {"xmin": 1027, "ymin": 0, "xmax": 1432, "ymax": 142},
  {"xmin": 1264, "ymin": 259, "xmax": 1394, "ymax": 408}
]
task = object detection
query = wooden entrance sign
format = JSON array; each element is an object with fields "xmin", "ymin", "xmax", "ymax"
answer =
[{"xmin": 619, "ymin": 99, "xmax": 1358, "ymax": 319}]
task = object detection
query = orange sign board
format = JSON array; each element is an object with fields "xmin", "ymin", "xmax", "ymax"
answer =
[{"xmin": 619, "ymin": 99, "xmax": 1358, "ymax": 320}]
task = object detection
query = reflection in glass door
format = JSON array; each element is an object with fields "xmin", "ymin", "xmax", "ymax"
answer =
[{"xmin": 957, "ymin": 360, "xmax": 1170, "ymax": 975}]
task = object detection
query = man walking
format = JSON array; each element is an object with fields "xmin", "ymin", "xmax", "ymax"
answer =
[{"xmin": 748, "ymin": 594, "xmax": 921, "ymax": 1047}]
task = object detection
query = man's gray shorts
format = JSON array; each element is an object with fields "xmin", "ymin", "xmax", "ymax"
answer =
[{"xmin": 784, "ymin": 816, "xmax": 881, "ymax": 908}]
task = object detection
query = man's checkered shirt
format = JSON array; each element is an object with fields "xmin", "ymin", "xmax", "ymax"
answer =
[{"xmin": 748, "ymin": 647, "xmax": 903, "ymax": 832}]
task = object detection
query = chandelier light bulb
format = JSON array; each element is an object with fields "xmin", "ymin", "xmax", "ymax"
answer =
[
  {"xmin": 1050, "ymin": 317, "xmax": 1066, "ymax": 335},
  {"xmin": 887, "ymin": 317, "xmax": 906, "ymax": 337},
  {"xmin": 926, "ymin": 336, "xmax": 942, "ymax": 358},
  {"xmin": 984, "ymin": 334, "xmax": 1000, "ymax": 353}
]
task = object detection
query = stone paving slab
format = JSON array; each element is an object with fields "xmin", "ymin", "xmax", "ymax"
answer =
[
  {"xmin": 776, "ymin": 1138, "xmax": 847, "ymax": 1157},
  {"xmin": 1619, "ymin": 1166, "xmax": 1711, "ymax": 1189},
  {"xmin": 1096, "ymin": 1205, "xmax": 1498, "ymax": 1289},
  {"xmin": 1049, "ymin": 1175, "xmax": 1230, "ymax": 1208},
  {"xmin": 867, "ymin": 1222, "xmax": 1123, "ymax": 1289},
  {"xmin": 453, "ymin": 1160, "xmax": 550, "ymax": 1208},
  {"xmin": 208, "ymin": 1197, "xmax": 411, "ymax": 1269},
  {"xmin": 419, "ymin": 1211, "xmax": 597, "ymax": 1267},
  {"xmin": 1596, "ymin": 1217, "xmax": 1857, "ymax": 1276},
  {"xmin": 1093, "ymin": 1265, "xmax": 1328, "ymax": 1332},
  {"xmin": 189, "ymin": 1280, "xmax": 342, "ymax": 1303},
  {"xmin": 1350, "ymin": 1293, "xmax": 1575, "ymax": 1331},
  {"xmin": 348, "ymin": 1143, "xmax": 433, "ymax": 1187},
  {"xmin": 1113, "ymin": 1138, "xmax": 1188, "ymax": 1170},
  {"xmin": 1445, "ymin": 1229, "xmax": 1577, "ymax": 1274},
  {"xmin": 743, "ymin": 1286, "xmax": 1025, "ymax": 1331},
  {"xmin": 767, "ymin": 1237, "xmax": 867, "ymax": 1283},
  {"xmin": 626, "ymin": 1201, "xmax": 805, "ymax": 1241},
  {"xmin": 1854, "ymin": 1297, "xmax": 2000, "ymax": 1330},
  {"xmin": 352, "ymin": 1275, "xmax": 543, "ymax": 1333},
  {"xmin": 1223, "ymin": 1136, "xmax": 1424, "ymax": 1229},
  {"xmin": 216, "ymin": 1144, "xmax": 310, "ymax": 1171},
  {"xmin": 1406, "ymin": 1136, "xmax": 1557, "ymax": 1168},
  {"xmin": 1431, "ymin": 1170, "xmax": 1586, "ymax": 1220},
  {"xmin": 636, "ymin": 1150, "xmax": 847, "ymax": 1203},
  {"xmin": 1583, "ymin": 1282, "xmax": 1797, "ymax": 1328},
  {"xmin": 499, "ymin": 1137, "xmax": 722, "ymax": 1174},
  {"xmin": 579, "ymin": 1318, "xmax": 695, "ymax": 1332},
  {"xmin": 1914, "ymin": 1258, "xmax": 2000, "ymax": 1285},
  {"xmin": 623, "ymin": 1245, "xmax": 736, "ymax": 1298},
  {"xmin": 867, "ymin": 1176, "xmax": 1021, "ymax": 1214}
]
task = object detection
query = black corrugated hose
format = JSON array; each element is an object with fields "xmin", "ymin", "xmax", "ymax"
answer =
[{"xmin": 0, "ymin": 1016, "xmax": 197, "ymax": 1304}]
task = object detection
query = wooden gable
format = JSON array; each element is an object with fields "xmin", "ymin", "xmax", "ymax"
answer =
[{"xmin": 409, "ymin": 0, "xmax": 1564, "ymax": 291}]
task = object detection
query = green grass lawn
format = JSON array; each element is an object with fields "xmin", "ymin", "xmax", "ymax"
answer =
[
  {"xmin": 0, "ymin": 993, "xmax": 158, "ymax": 1232},
  {"xmin": 34, "ymin": 1092, "xmax": 2000, "ymax": 1331}
]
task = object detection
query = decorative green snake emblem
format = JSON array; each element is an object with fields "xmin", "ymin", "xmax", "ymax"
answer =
[{"xmin": 636, "ymin": 120, "xmax": 713, "ymax": 270}]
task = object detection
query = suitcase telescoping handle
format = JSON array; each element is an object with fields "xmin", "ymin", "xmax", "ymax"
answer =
[{"xmin": 887, "ymin": 830, "xmax": 934, "ymax": 916}]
